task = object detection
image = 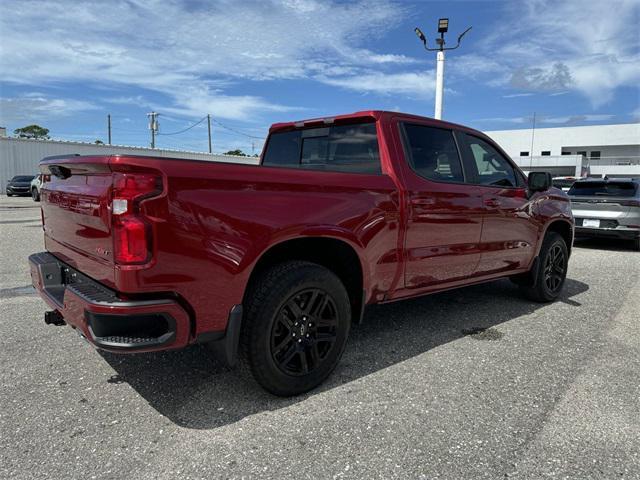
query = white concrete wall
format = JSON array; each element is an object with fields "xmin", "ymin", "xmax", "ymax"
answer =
[
  {"xmin": 589, "ymin": 165, "xmax": 640, "ymax": 177},
  {"xmin": 485, "ymin": 123, "xmax": 640, "ymax": 158},
  {"xmin": 0, "ymin": 137, "xmax": 259, "ymax": 186},
  {"xmin": 514, "ymin": 155, "xmax": 583, "ymax": 176},
  {"xmin": 560, "ymin": 144, "xmax": 640, "ymax": 158}
]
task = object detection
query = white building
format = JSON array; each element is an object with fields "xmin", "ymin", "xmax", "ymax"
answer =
[{"xmin": 484, "ymin": 123, "xmax": 640, "ymax": 178}]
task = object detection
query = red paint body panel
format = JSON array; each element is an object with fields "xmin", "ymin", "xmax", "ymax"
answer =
[{"xmin": 33, "ymin": 111, "xmax": 573, "ymax": 352}]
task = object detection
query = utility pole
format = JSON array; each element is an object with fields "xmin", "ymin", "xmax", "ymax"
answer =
[
  {"xmin": 147, "ymin": 111, "xmax": 159, "ymax": 148},
  {"xmin": 107, "ymin": 114, "xmax": 112, "ymax": 145},
  {"xmin": 415, "ymin": 19, "xmax": 471, "ymax": 120},
  {"xmin": 207, "ymin": 114, "xmax": 212, "ymax": 153}
]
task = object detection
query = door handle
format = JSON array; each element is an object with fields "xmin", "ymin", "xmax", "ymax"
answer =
[
  {"xmin": 411, "ymin": 198, "xmax": 436, "ymax": 207},
  {"xmin": 484, "ymin": 198, "xmax": 501, "ymax": 207}
]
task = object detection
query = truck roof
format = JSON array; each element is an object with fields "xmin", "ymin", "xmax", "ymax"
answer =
[{"xmin": 269, "ymin": 110, "xmax": 475, "ymax": 134}]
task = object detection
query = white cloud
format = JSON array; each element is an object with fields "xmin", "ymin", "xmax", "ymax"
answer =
[
  {"xmin": 0, "ymin": 0, "xmax": 410, "ymax": 120},
  {"xmin": 159, "ymin": 86, "xmax": 305, "ymax": 120},
  {"xmin": 502, "ymin": 93, "xmax": 535, "ymax": 99},
  {"xmin": 456, "ymin": 0, "xmax": 640, "ymax": 106},
  {"xmin": 319, "ymin": 71, "xmax": 435, "ymax": 98},
  {"xmin": 0, "ymin": 94, "xmax": 99, "ymax": 123},
  {"xmin": 510, "ymin": 63, "xmax": 573, "ymax": 92},
  {"xmin": 541, "ymin": 114, "xmax": 615, "ymax": 124},
  {"xmin": 477, "ymin": 113, "xmax": 616, "ymax": 126},
  {"xmin": 476, "ymin": 117, "xmax": 532, "ymax": 125}
]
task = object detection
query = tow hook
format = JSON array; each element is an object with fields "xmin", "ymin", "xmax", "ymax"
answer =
[{"xmin": 44, "ymin": 310, "xmax": 65, "ymax": 326}]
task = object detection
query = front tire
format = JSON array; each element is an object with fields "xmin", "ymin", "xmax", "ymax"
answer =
[
  {"xmin": 31, "ymin": 188, "xmax": 40, "ymax": 202},
  {"xmin": 520, "ymin": 232, "xmax": 568, "ymax": 302},
  {"xmin": 242, "ymin": 261, "xmax": 351, "ymax": 396}
]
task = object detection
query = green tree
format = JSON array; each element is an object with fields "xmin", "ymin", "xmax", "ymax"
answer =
[
  {"xmin": 13, "ymin": 124, "xmax": 50, "ymax": 139},
  {"xmin": 94, "ymin": 139, "xmax": 104, "ymax": 145},
  {"xmin": 223, "ymin": 149, "xmax": 247, "ymax": 156}
]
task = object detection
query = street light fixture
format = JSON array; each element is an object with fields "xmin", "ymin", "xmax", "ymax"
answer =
[
  {"xmin": 438, "ymin": 18, "xmax": 449, "ymax": 33},
  {"xmin": 414, "ymin": 18, "xmax": 472, "ymax": 119}
]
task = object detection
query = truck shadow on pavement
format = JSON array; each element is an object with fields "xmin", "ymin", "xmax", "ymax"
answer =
[{"xmin": 100, "ymin": 277, "xmax": 588, "ymax": 430}]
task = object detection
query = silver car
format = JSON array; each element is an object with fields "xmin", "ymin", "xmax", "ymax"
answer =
[
  {"xmin": 568, "ymin": 178, "xmax": 640, "ymax": 250},
  {"xmin": 30, "ymin": 173, "xmax": 42, "ymax": 201}
]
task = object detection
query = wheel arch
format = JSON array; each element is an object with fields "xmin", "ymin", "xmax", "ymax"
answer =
[
  {"xmin": 244, "ymin": 235, "xmax": 368, "ymax": 325},
  {"xmin": 540, "ymin": 219, "xmax": 574, "ymax": 257}
]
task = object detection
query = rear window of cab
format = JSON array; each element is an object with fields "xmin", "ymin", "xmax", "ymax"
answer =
[
  {"xmin": 568, "ymin": 182, "xmax": 638, "ymax": 197},
  {"xmin": 262, "ymin": 122, "xmax": 381, "ymax": 174}
]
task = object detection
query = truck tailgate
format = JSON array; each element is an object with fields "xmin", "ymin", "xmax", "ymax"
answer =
[{"xmin": 40, "ymin": 157, "xmax": 116, "ymax": 287}]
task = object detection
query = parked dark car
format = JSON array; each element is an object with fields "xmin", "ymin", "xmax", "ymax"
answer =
[
  {"xmin": 568, "ymin": 177, "xmax": 640, "ymax": 250},
  {"xmin": 5, "ymin": 175, "xmax": 36, "ymax": 196},
  {"xmin": 552, "ymin": 176, "xmax": 583, "ymax": 192}
]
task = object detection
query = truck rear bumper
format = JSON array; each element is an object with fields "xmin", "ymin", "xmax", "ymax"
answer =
[{"xmin": 28, "ymin": 252, "xmax": 191, "ymax": 353}]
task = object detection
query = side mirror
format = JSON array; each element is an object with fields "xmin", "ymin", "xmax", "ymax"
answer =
[{"xmin": 527, "ymin": 171, "xmax": 552, "ymax": 193}]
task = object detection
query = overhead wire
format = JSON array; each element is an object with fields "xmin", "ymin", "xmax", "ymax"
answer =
[
  {"xmin": 211, "ymin": 118, "xmax": 264, "ymax": 139},
  {"xmin": 157, "ymin": 116, "xmax": 208, "ymax": 136}
]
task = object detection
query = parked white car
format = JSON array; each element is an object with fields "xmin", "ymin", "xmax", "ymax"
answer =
[{"xmin": 30, "ymin": 174, "xmax": 42, "ymax": 201}]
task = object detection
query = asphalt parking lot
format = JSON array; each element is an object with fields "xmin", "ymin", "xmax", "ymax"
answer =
[{"xmin": 1, "ymin": 195, "xmax": 639, "ymax": 480}]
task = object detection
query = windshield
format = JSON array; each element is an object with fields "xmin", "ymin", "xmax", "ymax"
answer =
[
  {"xmin": 568, "ymin": 181, "xmax": 637, "ymax": 197},
  {"xmin": 12, "ymin": 176, "xmax": 35, "ymax": 182}
]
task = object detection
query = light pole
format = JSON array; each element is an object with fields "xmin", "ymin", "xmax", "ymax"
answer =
[{"xmin": 415, "ymin": 19, "xmax": 472, "ymax": 120}]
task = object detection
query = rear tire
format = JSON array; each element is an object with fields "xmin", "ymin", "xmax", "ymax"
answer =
[
  {"xmin": 520, "ymin": 232, "xmax": 568, "ymax": 302},
  {"xmin": 242, "ymin": 261, "xmax": 351, "ymax": 396},
  {"xmin": 31, "ymin": 188, "xmax": 40, "ymax": 202},
  {"xmin": 633, "ymin": 237, "xmax": 640, "ymax": 252}
]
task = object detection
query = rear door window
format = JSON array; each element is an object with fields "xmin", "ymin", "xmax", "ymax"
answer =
[
  {"xmin": 568, "ymin": 182, "xmax": 637, "ymax": 197},
  {"xmin": 262, "ymin": 122, "xmax": 381, "ymax": 174},
  {"xmin": 401, "ymin": 124, "xmax": 465, "ymax": 183}
]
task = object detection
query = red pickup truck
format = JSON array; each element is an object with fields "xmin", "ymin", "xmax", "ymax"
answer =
[{"xmin": 29, "ymin": 111, "xmax": 573, "ymax": 395}]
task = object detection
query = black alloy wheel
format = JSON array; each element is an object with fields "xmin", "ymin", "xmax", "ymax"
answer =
[
  {"xmin": 241, "ymin": 261, "xmax": 351, "ymax": 396},
  {"xmin": 543, "ymin": 243, "xmax": 565, "ymax": 293},
  {"xmin": 520, "ymin": 231, "xmax": 569, "ymax": 302},
  {"xmin": 270, "ymin": 288, "xmax": 338, "ymax": 376}
]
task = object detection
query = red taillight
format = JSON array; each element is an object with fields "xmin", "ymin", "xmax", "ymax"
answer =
[
  {"xmin": 114, "ymin": 216, "xmax": 148, "ymax": 264},
  {"xmin": 111, "ymin": 172, "xmax": 162, "ymax": 265}
]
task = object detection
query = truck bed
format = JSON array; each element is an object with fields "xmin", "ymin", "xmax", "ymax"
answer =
[{"xmin": 38, "ymin": 153, "xmax": 400, "ymax": 338}]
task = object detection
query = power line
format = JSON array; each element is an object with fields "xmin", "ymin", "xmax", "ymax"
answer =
[
  {"xmin": 157, "ymin": 116, "xmax": 207, "ymax": 136},
  {"xmin": 211, "ymin": 118, "xmax": 263, "ymax": 139}
]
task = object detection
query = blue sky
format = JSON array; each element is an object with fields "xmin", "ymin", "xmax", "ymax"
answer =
[{"xmin": 1, "ymin": 0, "xmax": 639, "ymax": 154}]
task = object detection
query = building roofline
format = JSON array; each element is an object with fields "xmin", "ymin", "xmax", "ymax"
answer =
[
  {"xmin": 0, "ymin": 135, "xmax": 223, "ymax": 156},
  {"xmin": 485, "ymin": 122, "xmax": 640, "ymax": 134}
]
